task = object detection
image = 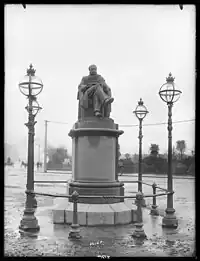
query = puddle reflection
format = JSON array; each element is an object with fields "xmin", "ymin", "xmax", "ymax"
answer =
[{"xmin": 132, "ymin": 237, "xmax": 147, "ymax": 246}]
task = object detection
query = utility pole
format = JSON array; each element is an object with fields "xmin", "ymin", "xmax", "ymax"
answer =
[
  {"xmin": 44, "ymin": 120, "xmax": 48, "ymax": 172},
  {"xmin": 38, "ymin": 144, "xmax": 40, "ymax": 163}
]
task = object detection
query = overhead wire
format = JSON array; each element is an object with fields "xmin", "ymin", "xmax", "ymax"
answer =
[
  {"xmin": 46, "ymin": 119, "xmax": 195, "ymax": 127},
  {"xmin": 119, "ymin": 119, "xmax": 195, "ymax": 127}
]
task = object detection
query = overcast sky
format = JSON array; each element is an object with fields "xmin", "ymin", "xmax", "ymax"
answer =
[{"xmin": 5, "ymin": 4, "xmax": 195, "ymax": 159}]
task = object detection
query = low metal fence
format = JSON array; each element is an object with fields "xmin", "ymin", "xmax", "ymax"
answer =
[{"xmin": 28, "ymin": 179, "xmax": 172, "ymax": 239}]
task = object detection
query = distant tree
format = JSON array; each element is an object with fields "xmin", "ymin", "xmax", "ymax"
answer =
[
  {"xmin": 125, "ymin": 153, "xmax": 131, "ymax": 160},
  {"xmin": 47, "ymin": 145, "xmax": 57, "ymax": 162},
  {"xmin": 47, "ymin": 145, "xmax": 69, "ymax": 164},
  {"xmin": 149, "ymin": 144, "xmax": 159, "ymax": 157},
  {"xmin": 117, "ymin": 144, "xmax": 121, "ymax": 159},
  {"xmin": 56, "ymin": 147, "xmax": 69, "ymax": 162},
  {"xmin": 176, "ymin": 140, "xmax": 186, "ymax": 160},
  {"xmin": 143, "ymin": 155, "xmax": 167, "ymax": 174}
]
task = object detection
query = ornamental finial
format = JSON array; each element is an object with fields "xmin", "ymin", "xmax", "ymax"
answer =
[
  {"xmin": 138, "ymin": 98, "xmax": 143, "ymax": 106},
  {"xmin": 27, "ymin": 63, "xmax": 36, "ymax": 76},
  {"xmin": 166, "ymin": 72, "xmax": 175, "ymax": 83}
]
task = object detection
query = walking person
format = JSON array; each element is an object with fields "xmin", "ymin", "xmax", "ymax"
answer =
[
  {"xmin": 36, "ymin": 162, "xmax": 40, "ymax": 171},
  {"xmin": 118, "ymin": 160, "xmax": 124, "ymax": 176}
]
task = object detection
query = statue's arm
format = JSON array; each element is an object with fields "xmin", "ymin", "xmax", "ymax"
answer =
[
  {"xmin": 78, "ymin": 77, "xmax": 88, "ymax": 92},
  {"xmin": 101, "ymin": 77, "xmax": 111, "ymax": 96},
  {"xmin": 77, "ymin": 77, "xmax": 88, "ymax": 100}
]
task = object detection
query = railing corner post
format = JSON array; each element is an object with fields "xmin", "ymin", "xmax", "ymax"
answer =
[
  {"xmin": 132, "ymin": 191, "xmax": 147, "ymax": 239},
  {"xmin": 150, "ymin": 182, "xmax": 159, "ymax": 216},
  {"xmin": 68, "ymin": 191, "xmax": 81, "ymax": 239}
]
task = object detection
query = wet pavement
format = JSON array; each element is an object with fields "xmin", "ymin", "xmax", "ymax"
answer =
[{"xmin": 5, "ymin": 164, "xmax": 195, "ymax": 257}]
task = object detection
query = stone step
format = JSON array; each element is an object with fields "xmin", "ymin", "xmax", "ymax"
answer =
[{"xmin": 52, "ymin": 199, "xmax": 138, "ymax": 226}]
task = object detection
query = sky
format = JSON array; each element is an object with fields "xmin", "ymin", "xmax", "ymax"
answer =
[{"xmin": 5, "ymin": 4, "xmax": 195, "ymax": 159}]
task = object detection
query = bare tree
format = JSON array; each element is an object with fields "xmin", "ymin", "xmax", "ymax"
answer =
[
  {"xmin": 176, "ymin": 140, "xmax": 186, "ymax": 160},
  {"xmin": 149, "ymin": 144, "xmax": 159, "ymax": 157}
]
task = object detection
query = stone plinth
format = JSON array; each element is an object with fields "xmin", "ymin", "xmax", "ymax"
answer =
[
  {"xmin": 68, "ymin": 117, "xmax": 124, "ymax": 204},
  {"xmin": 52, "ymin": 198, "xmax": 138, "ymax": 226}
]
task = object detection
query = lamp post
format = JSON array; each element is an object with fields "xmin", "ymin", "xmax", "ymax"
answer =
[
  {"xmin": 133, "ymin": 98, "xmax": 148, "ymax": 206},
  {"xmin": 159, "ymin": 72, "xmax": 181, "ymax": 228},
  {"xmin": 18, "ymin": 64, "xmax": 43, "ymax": 233}
]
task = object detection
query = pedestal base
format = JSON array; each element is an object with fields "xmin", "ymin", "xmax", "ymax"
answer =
[
  {"xmin": 150, "ymin": 205, "xmax": 159, "ymax": 216},
  {"xmin": 162, "ymin": 208, "xmax": 178, "ymax": 228},
  {"xmin": 52, "ymin": 198, "xmax": 137, "ymax": 226},
  {"xmin": 132, "ymin": 223, "xmax": 147, "ymax": 239},
  {"xmin": 68, "ymin": 181, "xmax": 124, "ymax": 204},
  {"xmin": 19, "ymin": 208, "xmax": 40, "ymax": 233},
  {"xmin": 68, "ymin": 224, "xmax": 81, "ymax": 239}
]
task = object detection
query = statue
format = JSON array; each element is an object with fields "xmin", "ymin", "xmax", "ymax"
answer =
[{"xmin": 77, "ymin": 65, "xmax": 114, "ymax": 119}]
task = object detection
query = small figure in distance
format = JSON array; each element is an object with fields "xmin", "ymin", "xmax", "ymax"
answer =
[
  {"xmin": 118, "ymin": 160, "xmax": 124, "ymax": 176},
  {"xmin": 36, "ymin": 162, "xmax": 40, "ymax": 171}
]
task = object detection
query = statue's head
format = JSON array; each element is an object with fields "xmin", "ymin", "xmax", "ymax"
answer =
[{"xmin": 89, "ymin": 64, "xmax": 97, "ymax": 75}]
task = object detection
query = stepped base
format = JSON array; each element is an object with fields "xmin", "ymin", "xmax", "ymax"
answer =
[{"xmin": 52, "ymin": 198, "xmax": 138, "ymax": 226}]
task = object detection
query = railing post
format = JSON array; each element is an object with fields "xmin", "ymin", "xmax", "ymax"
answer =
[
  {"xmin": 132, "ymin": 191, "xmax": 147, "ymax": 239},
  {"xmin": 68, "ymin": 191, "xmax": 81, "ymax": 239},
  {"xmin": 150, "ymin": 182, "xmax": 159, "ymax": 216},
  {"xmin": 135, "ymin": 181, "xmax": 146, "ymax": 207},
  {"xmin": 19, "ymin": 190, "xmax": 40, "ymax": 234}
]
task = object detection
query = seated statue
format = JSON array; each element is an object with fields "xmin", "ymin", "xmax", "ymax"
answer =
[{"xmin": 77, "ymin": 64, "xmax": 114, "ymax": 119}]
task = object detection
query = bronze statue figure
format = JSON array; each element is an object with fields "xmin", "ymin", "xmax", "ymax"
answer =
[{"xmin": 77, "ymin": 65, "xmax": 114, "ymax": 119}]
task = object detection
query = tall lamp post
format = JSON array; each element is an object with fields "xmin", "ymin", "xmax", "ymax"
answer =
[
  {"xmin": 133, "ymin": 98, "xmax": 148, "ymax": 206},
  {"xmin": 159, "ymin": 72, "xmax": 181, "ymax": 228},
  {"xmin": 18, "ymin": 64, "xmax": 43, "ymax": 233}
]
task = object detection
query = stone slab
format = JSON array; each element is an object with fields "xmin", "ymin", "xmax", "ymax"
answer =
[
  {"xmin": 53, "ymin": 209, "xmax": 65, "ymax": 224},
  {"xmin": 124, "ymin": 199, "xmax": 138, "ymax": 223},
  {"xmin": 87, "ymin": 204, "xmax": 114, "ymax": 226},
  {"xmin": 110, "ymin": 202, "xmax": 132, "ymax": 224},
  {"xmin": 52, "ymin": 201, "xmax": 137, "ymax": 226},
  {"xmin": 65, "ymin": 203, "xmax": 89, "ymax": 225},
  {"xmin": 52, "ymin": 198, "xmax": 69, "ymax": 224}
]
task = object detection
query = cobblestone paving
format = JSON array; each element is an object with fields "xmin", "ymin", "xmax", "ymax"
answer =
[{"xmin": 4, "ymin": 165, "xmax": 195, "ymax": 257}]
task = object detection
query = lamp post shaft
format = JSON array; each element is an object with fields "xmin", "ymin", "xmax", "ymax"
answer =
[
  {"xmin": 138, "ymin": 119, "xmax": 143, "ymax": 192},
  {"xmin": 167, "ymin": 103, "xmax": 173, "ymax": 208},
  {"xmin": 162, "ymin": 102, "xmax": 178, "ymax": 228},
  {"xmin": 26, "ymin": 98, "xmax": 35, "ymax": 192},
  {"xmin": 37, "ymin": 144, "xmax": 40, "ymax": 163}
]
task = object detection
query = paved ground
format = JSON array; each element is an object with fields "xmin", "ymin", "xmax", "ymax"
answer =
[{"xmin": 5, "ymin": 164, "xmax": 195, "ymax": 257}]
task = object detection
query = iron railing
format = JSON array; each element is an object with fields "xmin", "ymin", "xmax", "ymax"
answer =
[{"xmin": 28, "ymin": 179, "xmax": 172, "ymax": 239}]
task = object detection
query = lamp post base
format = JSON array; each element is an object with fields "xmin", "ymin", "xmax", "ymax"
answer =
[
  {"xmin": 132, "ymin": 223, "xmax": 147, "ymax": 239},
  {"xmin": 150, "ymin": 205, "xmax": 159, "ymax": 216},
  {"xmin": 19, "ymin": 208, "xmax": 40, "ymax": 233},
  {"xmin": 68, "ymin": 224, "xmax": 81, "ymax": 239},
  {"xmin": 162, "ymin": 208, "xmax": 178, "ymax": 228}
]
